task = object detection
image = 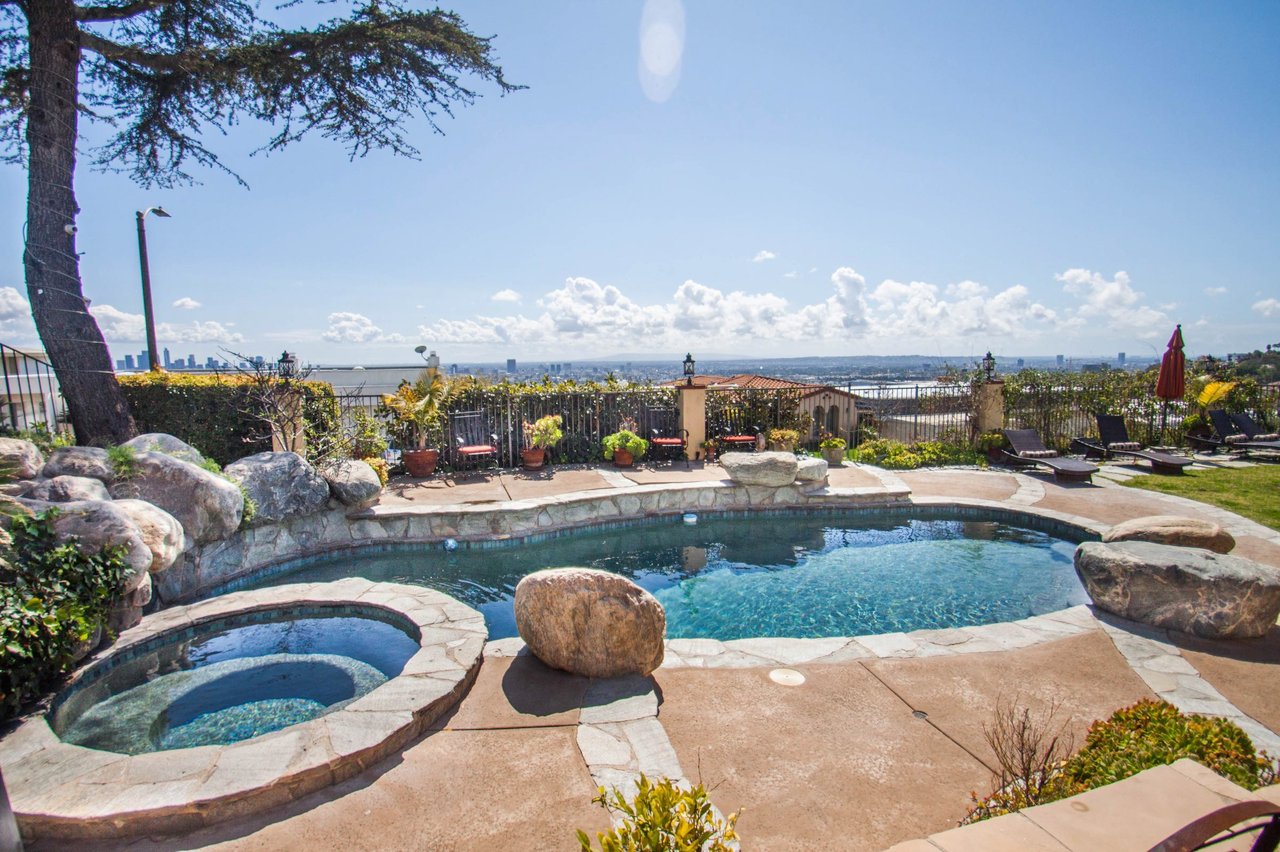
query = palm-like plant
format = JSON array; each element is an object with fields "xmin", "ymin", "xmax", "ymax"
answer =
[{"xmin": 381, "ymin": 373, "xmax": 451, "ymax": 449}]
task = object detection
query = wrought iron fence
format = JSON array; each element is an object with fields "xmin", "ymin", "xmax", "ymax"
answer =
[
  {"xmin": 705, "ymin": 387, "xmax": 811, "ymax": 444},
  {"xmin": 847, "ymin": 383, "xmax": 974, "ymax": 446},
  {"xmin": 1003, "ymin": 381, "xmax": 1194, "ymax": 450},
  {"xmin": 0, "ymin": 343, "xmax": 68, "ymax": 435}
]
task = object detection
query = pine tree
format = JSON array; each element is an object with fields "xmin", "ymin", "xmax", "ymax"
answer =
[{"xmin": 1, "ymin": 0, "xmax": 518, "ymax": 444}]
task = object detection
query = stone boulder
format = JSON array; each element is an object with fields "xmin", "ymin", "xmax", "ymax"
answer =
[
  {"xmin": 113, "ymin": 499, "xmax": 185, "ymax": 575},
  {"xmin": 50, "ymin": 501, "xmax": 152, "ymax": 593},
  {"xmin": 1075, "ymin": 540, "xmax": 1280, "ymax": 639},
  {"xmin": 224, "ymin": 451, "xmax": 330, "ymax": 526},
  {"xmin": 109, "ymin": 452, "xmax": 242, "ymax": 545},
  {"xmin": 0, "ymin": 437, "xmax": 43, "ymax": 480},
  {"xmin": 795, "ymin": 457, "xmax": 828, "ymax": 483},
  {"xmin": 720, "ymin": 451, "xmax": 799, "ymax": 487},
  {"xmin": 514, "ymin": 568, "xmax": 666, "ymax": 677},
  {"xmin": 41, "ymin": 446, "xmax": 113, "ymax": 482},
  {"xmin": 1102, "ymin": 515, "xmax": 1235, "ymax": 555},
  {"xmin": 122, "ymin": 433, "xmax": 206, "ymax": 465},
  {"xmin": 322, "ymin": 459, "xmax": 383, "ymax": 507},
  {"xmin": 24, "ymin": 475, "xmax": 112, "ymax": 503}
]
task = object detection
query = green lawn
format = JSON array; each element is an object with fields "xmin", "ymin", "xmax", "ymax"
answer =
[{"xmin": 1122, "ymin": 464, "xmax": 1280, "ymax": 532}]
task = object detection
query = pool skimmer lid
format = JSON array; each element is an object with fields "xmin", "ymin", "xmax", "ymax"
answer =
[{"xmin": 769, "ymin": 668, "xmax": 805, "ymax": 686}]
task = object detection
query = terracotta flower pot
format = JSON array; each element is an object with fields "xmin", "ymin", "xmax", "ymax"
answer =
[
  {"xmin": 402, "ymin": 448, "xmax": 439, "ymax": 477},
  {"xmin": 521, "ymin": 447, "xmax": 546, "ymax": 470},
  {"xmin": 821, "ymin": 447, "xmax": 845, "ymax": 466},
  {"xmin": 613, "ymin": 448, "xmax": 634, "ymax": 467}
]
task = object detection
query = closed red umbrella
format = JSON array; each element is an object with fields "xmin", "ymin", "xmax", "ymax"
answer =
[
  {"xmin": 1155, "ymin": 324, "xmax": 1184, "ymax": 445},
  {"xmin": 1156, "ymin": 324, "xmax": 1185, "ymax": 400}
]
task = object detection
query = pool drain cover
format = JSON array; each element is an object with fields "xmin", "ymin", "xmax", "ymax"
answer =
[{"xmin": 769, "ymin": 668, "xmax": 805, "ymax": 686}]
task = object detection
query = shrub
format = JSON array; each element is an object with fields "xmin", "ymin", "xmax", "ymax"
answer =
[
  {"xmin": 0, "ymin": 511, "xmax": 130, "ymax": 718},
  {"xmin": 767, "ymin": 427, "xmax": 801, "ymax": 447},
  {"xmin": 851, "ymin": 438, "xmax": 981, "ymax": 470},
  {"xmin": 362, "ymin": 456, "xmax": 390, "ymax": 486},
  {"xmin": 349, "ymin": 409, "xmax": 389, "ymax": 460},
  {"xmin": 523, "ymin": 414, "xmax": 564, "ymax": 450},
  {"xmin": 577, "ymin": 774, "xmax": 740, "ymax": 852},
  {"xmin": 818, "ymin": 434, "xmax": 847, "ymax": 450},
  {"xmin": 966, "ymin": 699, "xmax": 1277, "ymax": 823},
  {"xmin": 603, "ymin": 430, "xmax": 648, "ymax": 461}
]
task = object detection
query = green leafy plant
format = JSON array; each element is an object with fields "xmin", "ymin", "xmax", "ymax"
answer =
[
  {"xmin": 362, "ymin": 456, "xmax": 390, "ymax": 486},
  {"xmin": 105, "ymin": 444, "xmax": 138, "ymax": 480},
  {"xmin": 523, "ymin": 414, "xmax": 564, "ymax": 450},
  {"xmin": 975, "ymin": 431, "xmax": 1008, "ymax": 452},
  {"xmin": 349, "ymin": 409, "xmax": 389, "ymax": 460},
  {"xmin": 966, "ymin": 699, "xmax": 1277, "ymax": 823},
  {"xmin": 0, "ymin": 510, "xmax": 130, "ymax": 718},
  {"xmin": 238, "ymin": 486, "xmax": 257, "ymax": 528},
  {"xmin": 602, "ymin": 430, "xmax": 648, "ymax": 461},
  {"xmin": 577, "ymin": 774, "xmax": 740, "ymax": 852},
  {"xmin": 851, "ymin": 438, "xmax": 982, "ymax": 470},
  {"xmin": 198, "ymin": 457, "xmax": 223, "ymax": 475},
  {"xmin": 767, "ymin": 428, "xmax": 801, "ymax": 448},
  {"xmin": 818, "ymin": 434, "xmax": 847, "ymax": 450},
  {"xmin": 379, "ymin": 373, "xmax": 455, "ymax": 449}
]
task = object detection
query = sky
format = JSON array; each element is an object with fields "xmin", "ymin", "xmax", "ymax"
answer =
[{"xmin": 2, "ymin": 0, "xmax": 1279, "ymax": 366}]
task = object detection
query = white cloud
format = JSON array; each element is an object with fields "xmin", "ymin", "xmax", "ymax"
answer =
[
  {"xmin": 491, "ymin": 289, "xmax": 521, "ymax": 302},
  {"xmin": 321, "ymin": 312, "xmax": 407, "ymax": 344},
  {"xmin": 867, "ymin": 277, "xmax": 1054, "ymax": 339},
  {"xmin": 1253, "ymin": 298, "xmax": 1280, "ymax": 319},
  {"xmin": 783, "ymin": 271, "xmax": 798, "ymax": 279},
  {"xmin": 0, "ymin": 287, "xmax": 36, "ymax": 338},
  {"xmin": 89, "ymin": 303, "xmax": 244, "ymax": 343},
  {"xmin": 1205, "ymin": 286, "xmax": 1227, "ymax": 296},
  {"xmin": 1057, "ymin": 268, "xmax": 1169, "ymax": 336},
  {"xmin": 172, "ymin": 297, "xmax": 202, "ymax": 310},
  {"xmin": 752, "ymin": 250, "xmax": 777, "ymax": 263}
]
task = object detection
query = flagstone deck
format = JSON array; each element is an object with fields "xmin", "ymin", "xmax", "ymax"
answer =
[{"xmin": 36, "ymin": 459, "xmax": 1280, "ymax": 851}]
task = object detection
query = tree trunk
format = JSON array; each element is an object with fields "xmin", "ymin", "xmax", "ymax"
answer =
[{"xmin": 23, "ymin": 0, "xmax": 136, "ymax": 445}]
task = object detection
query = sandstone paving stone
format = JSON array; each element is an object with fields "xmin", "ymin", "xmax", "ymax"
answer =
[
  {"xmin": 577, "ymin": 724, "xmax": 633, "ymax": 767},
  {"xmin": 580, "ymin": 676, "xmax": 659, "ymax": 725},
  {"xmin": 856, "ymin": 631, "xmax": 919, "ymax": 658}
]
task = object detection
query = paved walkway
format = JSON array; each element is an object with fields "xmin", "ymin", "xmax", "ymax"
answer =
[{"xmin": 96, "ymin": 461, "xmax": 1280, "ymax": 852}]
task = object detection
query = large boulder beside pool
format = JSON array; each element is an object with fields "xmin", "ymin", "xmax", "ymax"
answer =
[
  {"xmin": 322, "ymin": 459, "xmax": 383, "ymax": 507},
  {"xmin": 720, "ymin": 451, "xmax": 798, "ymax": 487},
  {"xmin": 109, "ymin": 452, "xmax": 243, "ymax": 545},
  {"xmin": 24, "ymin": 475, "xmax": 112, "ymax": 503},
  {"xmin": 0, "ymin": 437, "xmax": 43, "ymax": 480},
  {"xmin": 41, "ymin": 446, "xmax": 113, "ymax": 482},
  {"xmin": 122, "ymin": 432, "xmax": 206, "ymax": 465},
  {"xmin": 795, "ymin": 457, "xmax": 828, "ymax": 483},
  {"xmin": 49, "ymin": 501, "xmax": 153, "ymax": 590},
  {"xmin": 514, "ymin": 568, "xmax": 666, "ymax": 677},
  {"xmin": 224, "ymin": 451, "xmax": 330, "ymax": 526},
  {"xmin": 1102, "ymin": 515, "xmax": 1235, "ymax": 554},
  {"xmin": 1074, "ymin": 540, "xmax": 1280, "ymax": 639},
  {"xmin": 113, "ymin": 498, "xmax": 185, "ymax": 575}
]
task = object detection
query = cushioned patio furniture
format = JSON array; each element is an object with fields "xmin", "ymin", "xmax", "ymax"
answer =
[
  {"xmin": 641, "ymin": 407, "xmax": 689, "ymax": 467},
  {"xmin": 1231, "ymin": 412, "xmax": 1280, "ymax": 442},
  {"xmin": 1202, "ymin": 409, "xmax": 1280, "ymax": 456},
  {"xmin": 1001, "ymin": 429, "xmax": 1097, "ymax": 483},
  {"xmin": 1070, "ymin": 414, "xmax": 1192, "ymax": 475},
  {"xmin": 449, "ymin": 411, "xmax": 499, "ymax": 474},
  {"xmin": 719, "ymin": 424, "xmax": 760, "ymax": 452}
]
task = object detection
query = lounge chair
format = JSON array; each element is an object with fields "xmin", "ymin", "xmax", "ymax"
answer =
[
  {"xmin": 641, "ymin": 406, "xmax": 689, "ymax": 467},
  {"xmin": 1230, "ymin": 411, "xmax": 1280, "ymax": 442},
  {"xmin": 1001, "ymin": 429, "xmax": 1097, "ymax": 483},
  {"xmin": 449, "ymin": 410, "xmax": 499, "ymax": 474},
  {"xmin": 1071, "ymin": 414, "xmax": 1192, "ymax": 475},
  {"xmin": 1201, "ymin": 409, "xmax": 1280, "ymax": 455}
]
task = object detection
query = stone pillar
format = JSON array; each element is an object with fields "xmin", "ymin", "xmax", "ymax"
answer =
[
  {"xmin": 677, "ymin": 383, "xmax": 707, "ymax": 461},
  {"xmin": 974, "ymin": 380, "xmax": 1005, "ymax": 435}
]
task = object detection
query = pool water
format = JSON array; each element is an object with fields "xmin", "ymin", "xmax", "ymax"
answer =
[
  {"xmin": 253, "ymin": 513, "xmax": 1088, "ymax": 641},
  {"xmin": 55, "ymin": 614, "xmax": 420, "ymax": 754}
]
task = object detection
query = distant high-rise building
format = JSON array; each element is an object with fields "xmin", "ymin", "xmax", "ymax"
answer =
[
  {"xmin": 205, "ymin": 356, "xmax": 218, "ymax": 369},
  {"xmin": 124, "ymin": 354, "xmax": 135, "ymax": 370},
  {"xmin": 1055, "ymin": 354, "xmax": 1065, "ymax": 367},
  {"xmin": 187, "ymin": 354, "xmax": 196, "ymax": 368},
  {"xmin": 115, "ymin": 358, "xmax": 125, "ymax": 371},
  {"xmin": 163, "ymin": 347, "xmax": 171, "ymax": 368},
  {"xmin": 1117, "ymin": 352, "xmax": 1126, "ymax": 365},
  {"xmin": 449, "ymin": 363, "xmax": 459, "ymax": 375},
  {"xmin": 139, "ymin": 352, "xmax": 151, "ymax": 370},
  {"xmin": 1016, "ymin": 358, "xmax": 1025, "ymax": 368},
  {"xmin": 506, "ymin": 358, "xmax": 517, "ymax": 373}
]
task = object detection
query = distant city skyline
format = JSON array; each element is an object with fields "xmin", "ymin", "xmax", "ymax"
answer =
[{"xmin": 4, "ymin": 2, "xmax": 1278, "ymax": 363}]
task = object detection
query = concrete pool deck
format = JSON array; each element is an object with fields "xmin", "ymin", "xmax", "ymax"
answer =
[{"xmin": 47, "ymin": 460, "xmax": 1280, "ymax": 850}]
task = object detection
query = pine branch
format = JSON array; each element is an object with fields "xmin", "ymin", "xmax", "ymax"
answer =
[{"xmin": 76, "ymin": 0, "xmax": 172, "ymax": 23}]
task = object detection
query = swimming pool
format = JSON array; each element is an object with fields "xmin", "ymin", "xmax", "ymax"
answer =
[{"xmin": 244, "ymin": 509, "xmax": 1089, "ymax": 641}]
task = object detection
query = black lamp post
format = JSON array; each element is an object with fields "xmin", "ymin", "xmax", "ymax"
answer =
[
  {"xmin": 277, "ymin": 351, "xmax": 298, "ymax": 378},
  {"xmin": 135, "ymin": 206, "xmax": 171, "ymax": 371},
  {"xmin": 683, "ymin": 353, "xmax": 696, "ymax": 386},
  {"xmin": 981, "ymin": 351, "xmax": 997, "ymax": 382}
]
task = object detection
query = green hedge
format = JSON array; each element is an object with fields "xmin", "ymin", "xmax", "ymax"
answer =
[{"xmin": 118, "ymin": 372, "xmax": 340, "ymax": 466}]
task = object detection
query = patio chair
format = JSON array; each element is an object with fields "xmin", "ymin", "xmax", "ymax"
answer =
[
  {"xmin": 1070, "ymin": 414, "xmax": 1192, "ymax": 475},
  {"xmin": 641, "ymin": 406, "xmax": 689, "ymax": 467},
  {"xmin": 1000, "ymin": 429, "xmax": 1097, "ymax": 483},
  {"xmin": 1230, "ymin": 412, "xmax": 1280, "ymax": 442},
  {"xmin": 1202, "ymin": 409, "xmax": 1280, "ymax": 456},
  {"xmin": 449, "ymin": 411, "xmax": 499, "ymax": 474}
]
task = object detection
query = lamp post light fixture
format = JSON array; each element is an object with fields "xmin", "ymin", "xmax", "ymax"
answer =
[
  {"xmin": 277, "ymin": 351, "xmax": 298, "ymax": 379},
  {"xmin": 683, "ymin": 353, "xmax": 696, "ymax": 386},
  {"xmin": 981, "ymin": 351, "xmax": 997, "ymax": 382},
  {"xmin": 135, "ymin": 206, "xmax": 171, "ymax": 371},
  {"xmin": 414, "ymin": 344, "xmax": 440, "ymax": 376}
]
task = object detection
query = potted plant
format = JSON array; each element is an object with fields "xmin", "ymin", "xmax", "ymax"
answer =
[
  {"xmin": 700, "ymin": 438, "xmax": 718, "ymax": 462},
  {"xmin": 767, "ymin": 428, "xmax": 801, "ymax": 452},
  {"xmin": 818, "ymin": 434, "xmax": 847, "ymax": 466},
  {"xmin": 976, "ymin": 430, "xmax": 1008, "ymax": 463},
  {"xmin": 603, "ymin": 430, "xmax": 648, "ymax": 467},
  {"xmin": 521, "ymin": 414, "xmax": 563, "ymax": 470},
  {"xmin": 379, "ymin": 374, "xmax": 449, "ymax": 477}
]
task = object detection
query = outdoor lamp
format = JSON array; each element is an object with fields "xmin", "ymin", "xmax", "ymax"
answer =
[
  {"xmin": 277, "ymin": 350, "xmax": 298, "ymax": 378},
  {"xmin": 683, "ymin": 353, "xmax": 695, "ymax": 386},
  {"xmin": 982, "ymin": 351, "xmax": 996, "ymax": 381}
]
